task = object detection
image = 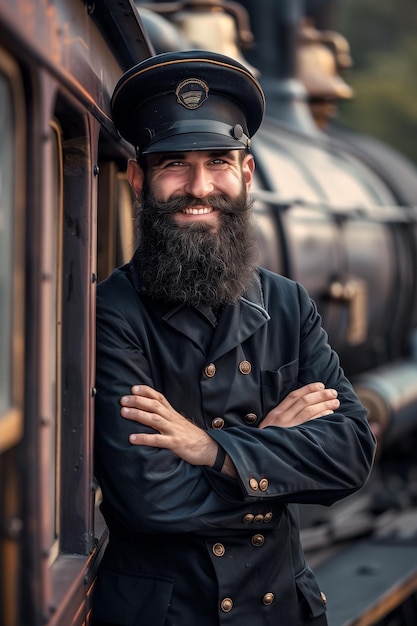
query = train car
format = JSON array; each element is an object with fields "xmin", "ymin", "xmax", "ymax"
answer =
[
  {"xmin": 2, "ymin": 0, "xmax": 417, "ymax": 625},
  {"xmin": 0, "ymin": 2, "xmax": 153, "ymax": 624}
]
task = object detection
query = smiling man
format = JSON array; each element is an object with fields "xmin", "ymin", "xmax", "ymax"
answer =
[
  {"xmin": 92, "ymin": 51, "xmax": 376, "ymax": 626},
  {"xmin": 128, "ymin": 148, "xmax": 256, "ymax": 308}
]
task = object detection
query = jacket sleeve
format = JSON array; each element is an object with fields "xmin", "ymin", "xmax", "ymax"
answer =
[{"xmin": 207, "ymin": 280, "xmax": 377, "ymax": 504}]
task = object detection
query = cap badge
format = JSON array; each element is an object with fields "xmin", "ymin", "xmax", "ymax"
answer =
[{"xmin": 175, "ymin": 78, "xmax": 209, "ymax": 110}]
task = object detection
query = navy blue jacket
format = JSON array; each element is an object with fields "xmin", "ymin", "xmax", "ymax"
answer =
[{"xmin": 93, "ymin": 264, "xmax": 376, "ymax": 626}]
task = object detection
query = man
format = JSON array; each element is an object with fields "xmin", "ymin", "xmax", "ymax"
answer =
[{"xmin": 93, "ymin": 50, "xmax": 376, "ymax": 626}]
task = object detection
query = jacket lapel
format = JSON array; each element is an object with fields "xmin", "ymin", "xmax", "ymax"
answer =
[
  {"xmin": 130, "ymin": 263, "xmax": 270, "ymax": 358},
  {"xmin": 208, "ymin": 278, "xmax": 270, "ymax": 362},
  {"xmin": 162, "ymin": 304, "xmax": 214, "ymax": 354}
]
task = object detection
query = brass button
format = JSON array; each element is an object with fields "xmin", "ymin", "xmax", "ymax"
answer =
[
  {"xmin": 321, "ymin": 591, "xmax": 327, "ymax": 605},
  {"xmin": 204, "ymin": 363, "xmax": 216, "ymax": 378},
  {"xmin": 212, "ymin": 417, "xmax": 224, "ymax": 429},
  {"xmin": 243, "ymin": 513, "xmax": 254, "ymax": 524},
  {"xmin": 239, "ymin": 360, "xmax": 252, "ymax": 375},
  {"xmin": 263, "ymin": 592, "xmax": 275, "ymax": 606},
  {"xmin": 259, "ymin": 478, "xmax": 269, "ymax": 492},
  {"xmin": 264, "ymin": 512, "xmax": 273, "ymax": 523},
  {"xmin": 212, "ymin": 543, "xmax": 225, "ymax": 557},
  {"xmin": 220, "ymin": 597, "xmax": 233, "ymax": 613},
  {"xmin": 254, "ymin": 514, "xmax": 264, "ymax": 523},
  {"xmin": 244, "ymin": 412, "xmax": 257, "ymax": 425},
  {"xmin": 249, "ymin": 478, "xmax": 258, "ymax": 491},
  {"xmin": 251, "ymin": 534, "xmax": 265, "ymax": 547}
]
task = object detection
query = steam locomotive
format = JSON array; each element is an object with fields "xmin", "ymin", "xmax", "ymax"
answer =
[{"xmin": 1, "ymin": 0, "xmax": 417, "ymax": 624}]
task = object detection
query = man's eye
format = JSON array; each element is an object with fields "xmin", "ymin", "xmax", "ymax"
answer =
[{"xmin": 165, "ymin": 160, "xmax": 185, "ymax": 167}]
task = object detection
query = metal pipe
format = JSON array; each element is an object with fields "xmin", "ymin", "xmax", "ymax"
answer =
[{"xmin": 238, "ymin": 0, "xmax": 319, "ymax": 134}]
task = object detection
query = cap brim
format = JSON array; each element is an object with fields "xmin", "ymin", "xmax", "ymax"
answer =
[{"xmin": 141, "ymin": 132, "xmax": 247, "ymax": 154}]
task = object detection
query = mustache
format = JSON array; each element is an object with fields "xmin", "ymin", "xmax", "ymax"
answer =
[{"xmin": 143, "ymin": 192, "xmax": 251, "ymax": 216}]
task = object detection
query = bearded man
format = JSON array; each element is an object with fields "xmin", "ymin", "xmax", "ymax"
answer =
[{"xmin": 92, "ymin": 50, "xmax": 376, "ymax": 626}]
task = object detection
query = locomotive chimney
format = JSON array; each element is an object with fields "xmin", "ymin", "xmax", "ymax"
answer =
[
  {"xmin": 304, "ymin": 0, "xmax": 335, "ymax": 30},
  {"xmin": 238, "ymin": 0, "xmax": 319, "ymax": 134}
]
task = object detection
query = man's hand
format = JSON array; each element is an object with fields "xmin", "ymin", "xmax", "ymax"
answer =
[
  {"xmin": 259, "ymin": 382, "xmax": 339, "ymax": 429},
  {"xmin": 120, "ymin": 381, "xmax": 339, "ymax": 475},
  {"xmin": 120, "ymin": 385, "xmax": 218, "ymax": 467}
]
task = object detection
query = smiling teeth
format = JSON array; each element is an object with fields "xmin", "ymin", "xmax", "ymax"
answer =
[{"xmin": 183, "ymin": 207, "xmax": 213, "ymax": 215}]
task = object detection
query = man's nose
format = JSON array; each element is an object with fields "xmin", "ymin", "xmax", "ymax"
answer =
[{"xmin": 184, "ymin": 164, "xmax": 214, "ymax": 197}]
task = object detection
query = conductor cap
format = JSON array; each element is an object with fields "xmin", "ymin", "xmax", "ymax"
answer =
[{"xmin": 111, "ymin": 50, "xmax": 265, "ymax": 155}]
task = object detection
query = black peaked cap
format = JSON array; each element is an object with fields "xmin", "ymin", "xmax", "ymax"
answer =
[{"xmin": 111, "ymin": 50, "xmax": 265, "ymax": 154}]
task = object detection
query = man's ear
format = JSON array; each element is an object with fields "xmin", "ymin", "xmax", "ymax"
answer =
[
  {"xmin": 127, "ymin": 159, "xmax": 144, "ymax": 197},
  {"xmin": 242, "ymin": 154, "xmax": 255, "ymax": 191}
]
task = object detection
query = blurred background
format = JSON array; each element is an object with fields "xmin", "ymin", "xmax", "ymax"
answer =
[{"xmin": 332, "ymin": 0, "xmax": 417, "ymax": 167}]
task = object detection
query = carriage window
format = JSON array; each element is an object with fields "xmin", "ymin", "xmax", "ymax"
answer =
[
  {"xmin": 116, "ymin": 171, "xmax": 135, "ymax": 265},
  {"xmin": 0, "ymin": 59, "xmax": 23, "ymax": 454},
  {"xmin": 0, "ymin": 73, "xmax": 14, "ymax": 417},
  {"xmin": 97, "ymin": 161, "xmax": 135, "ymax": 281}
]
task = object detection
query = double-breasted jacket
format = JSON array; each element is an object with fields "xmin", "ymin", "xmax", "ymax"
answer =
[{"xmin": 93, "ymin": 263, "xmax": 376, "ymax": 626}]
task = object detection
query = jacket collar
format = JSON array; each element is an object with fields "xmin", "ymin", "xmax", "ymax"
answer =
[{"xmin": 128, "ymin": 262, "xmax": 270, "ymax": 359}]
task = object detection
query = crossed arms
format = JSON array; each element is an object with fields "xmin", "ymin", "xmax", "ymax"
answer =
[{"xmin": 121, "ymin": 382, "xmax": 340, "ymax": 477}]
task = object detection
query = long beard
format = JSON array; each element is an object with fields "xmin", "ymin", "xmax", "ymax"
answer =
[{"xmin": 131, "ymin": 188, "xmax": 259, "ymax": 307}]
